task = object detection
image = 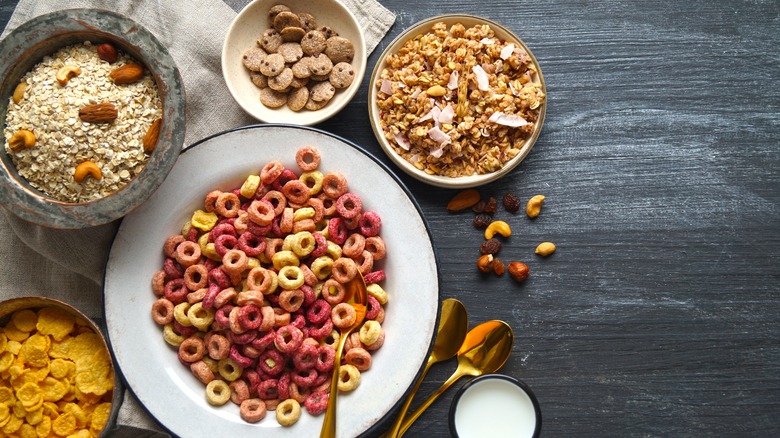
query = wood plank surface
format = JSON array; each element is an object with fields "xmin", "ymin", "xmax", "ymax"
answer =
[{"xmin": 2, "ymin": 0, "xmax": 779, "ymax": 437}]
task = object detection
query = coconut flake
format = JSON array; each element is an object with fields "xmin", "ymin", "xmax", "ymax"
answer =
[
  {"xmin": 472, "ymin": 65, "xmax": 490, "ymax": 91},
  {"xmin": 430, "ymin": 106, "xmax": 442, "ymax": 128},
  {"xmin": 439, "ymin": 104, "xmax": 455, "ymax": 124},
  {"xmin": 427, "ymin": 126, "xmax": 451, "ymax": 146},
  {"xmin": 410, "ymin": 88, "xmax": 420, "ymax": 99},
  {"xmin": 380, "ymin": 79, "xmax": 393, "ymax": 95},
  {"xmin": 393, "ymin": 133, "xmax": 411, "ymax": 151},
  {"xmin": 488, "ymin": 111, "xmax": 530, "ymax": 128},
  {"xmin": 500, "ymin": 43, "xmax": 515, "ymax": 60},
  {"xmin": 480, "ymin": 38, "xmax": 494, "ymax": 45},
  {"xmin": 429, "ymin": 143, "xmax": 445, "ymax": 158},
  {"xmin": 447, "ymin": 70, "xmax": 459, "ymax": 89}
]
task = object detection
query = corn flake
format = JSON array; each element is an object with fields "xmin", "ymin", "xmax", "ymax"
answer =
[
  {"xmin": 52, "ymin": 411, "xmax": 77, "ymax": 436},
  {"xmin": 2, "ymin": 412, "xmax": 23, "ymax": 433},
  {"xmin": 90, "ymin": 402, "xmax": 112, "ymax": 432},
  {"xmin": 21, "ymin": 334, "xmax": 50, "ymax": 368},
  {"xmin": 19, "ymin": 422, "xmax": 37, "ymax": 438},
  {"xmin": 36, "ymin": 414, "xmax": 52, "ymax": 437},
  {"xmin": 4, "ymin": 324, "xmax": 30, "ymax": 342},
  {"xmin": 36, "ymin": 308, "xmax": 76, "ymax": 342},
  {"xmin": 11, "ymin": 310, "xmax": 38, "ymax": 333}
]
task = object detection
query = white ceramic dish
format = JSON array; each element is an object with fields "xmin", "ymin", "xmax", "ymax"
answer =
[
  {"xmin": 222, "ymin": 0, "xmax": 366, "ymax": 125},
  {"xmin": 104, "ymin": 125, "xmax": 439, "ymax": 437},
  {"xmin": 368, "ymin": 14, "xmax": 547, "ymax": 188}
]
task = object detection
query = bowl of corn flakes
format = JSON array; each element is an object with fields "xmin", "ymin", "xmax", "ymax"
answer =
[
  {"xmin": 368, "ymin": 14, "xmax": 547, "ymax": 188},
  {"xmin": 0, "ymin": 296, "xmax": 119, "ymax": 436}
]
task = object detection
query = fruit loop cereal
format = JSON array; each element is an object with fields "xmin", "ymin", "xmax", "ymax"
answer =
[
  {"xmin": 0, "ymin": 306, "xmax": 114, "ymax": 436},
  {"xmin": 150, "ymin": 146, "xmax": 388, "ymax": 426}
]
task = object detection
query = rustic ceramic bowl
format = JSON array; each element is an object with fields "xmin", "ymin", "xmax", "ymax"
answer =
[
  {"xmin": 0, "ymin": 9, "xmax": 185, "ymax": 229},
  {"xmin": 368, "ymin": 14, "xmax": 547, "ymax": 188},
  {"xmin": 0, "ymin": 296, "xmax": 121, "ymax": 436},
  {"xmin": 222, "ymin": 0, "xmax": 366, "ymax": 125}
]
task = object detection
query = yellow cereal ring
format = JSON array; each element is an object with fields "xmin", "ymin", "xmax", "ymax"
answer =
[
  {"xmin": 240, "ymin": 174, "xmax": 261, "ymax": 198},
  {"xmin": 366, "ymin": 283, "xmax": 388, "ymax": 305},
  {"xmin": 205, "ymin": 380, "xmax": 231, "ymax": 406},
  {"xmin": 277, "ymin": 266, "xmax": 305, "ymax": 290},
  {"xmin": 191, "ymin": 209, "xmax": 218, "ymax": 232},
  {"xmin": 187, "ymin": 302, "xmax": 215, "ymax": 331},
  {"xmin": 217, "ymin": 358, "xmax": 242, "ymax": 382},
  {"xmin": 173, "ymin": 302, "xmax": 193, "ymax": 327},
  {"xmin": 275, "ymin": 399, "xmax": 301, "ymax": 426},
  {"xmin": 326, "ymin": 241, "xmax": 342, "ymax": 259},
  {"xmin": 310, "ymin": 256, "xmax": 334, "ymax": 280},
  {"xmin": 289, "ymin": 231, "xmax": 315, "ymax": 257},
  {"xmin": 162, "ymin": 324, "xmax": 185, "ymax": 347},
  {"xmin": 359, "ymin": 320, "xmax": 382, "ymax": 346},
  {"xmin": 292, "ymin": 207, "xmax": 316, "ymax": 221},
  {"xmin": 271, "ymin": 250, "xmax": 299, "ymax": 271},
  {"xmin": 299, "ymin": 170, "xmax": 324, "ymax": 195},
  {"xmin": 337, "ymin": 364, "xmax": 361, "ymax": 392}
]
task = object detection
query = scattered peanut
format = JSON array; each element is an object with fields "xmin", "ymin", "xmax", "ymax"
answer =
[
  {"xmin": 12, "ymin": 82, "xmax": 27, "ymax": 104},
  {"xmin": 477, "ymin": 254, "xmax": 494, "ymax": 273},
  {"xmin": 507, "ymin": 261, "xmax": 530, "ymax": 282},
  {"xmin": 484, "ymin": 220, "xmax": 512, "ymax": 240},
  {"xmin": 526, "ymin": 195, "xmax": 545, "ymax": 218},
  {"xmin": 8, "ymin": 130, "xmax": 36, "ymax": 151},
  {"xmin": 74, "ymin": 161, "xmax": 103, "ymax": 183},
  {"xmin": 535, "ymin": 242, "xmax": 556, "ymax": 257},
  {"xmin": 55, "ymin": 65, "xmax": 81, "ymax": 85}
]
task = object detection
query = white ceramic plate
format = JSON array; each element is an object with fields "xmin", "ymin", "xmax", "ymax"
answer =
[{"xmin": 104, "ymin": 125, "xmax": 439, "ymax": 437}]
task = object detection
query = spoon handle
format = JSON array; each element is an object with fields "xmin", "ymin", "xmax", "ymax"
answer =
[
  {"xmin": 319, "ymin": 331, "xmax": 350, "ymax": 438},
  {"xmin": 384, "ymin": 357, "xmax": 435, "ymax": 438},
  {"xmin": 397, "ymin": 371, "xmax": 463, "ymax": 437}
]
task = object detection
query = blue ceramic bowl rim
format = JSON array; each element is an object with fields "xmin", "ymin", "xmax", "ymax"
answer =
[
  {"xmin": 448, "ymin": 373, "xmax": 542, "ymax": 438},
  {"xmin": 0, "ymin": 8, "xmax": 185, "ymax": 228}
]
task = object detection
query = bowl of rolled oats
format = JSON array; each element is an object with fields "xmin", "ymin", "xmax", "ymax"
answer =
[
  {"xmin": 222, "ymin": 0, "xmax": 366, "ymax": 125},
  {"xmin": 369, "ymin": 15, "xmax": 547, "ymax": 188},
  {"xmin": 0, "ymin": 9, "xmax": 185, "ymax": 228}
]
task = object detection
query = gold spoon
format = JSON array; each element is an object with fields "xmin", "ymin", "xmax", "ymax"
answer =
[
  {"xmin": 397, "ymin": 320, "xmax": 514, "ymax": 437},
  {"xmin": 384, "ymin": 298, "xmax": 468, "ymax": 438},
  {"xmin": 319, "ymin": 272, "xmax": 368, "ymax": 438}
]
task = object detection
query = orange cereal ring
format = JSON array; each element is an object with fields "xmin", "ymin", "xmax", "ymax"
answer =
[
  {"xmin": 204, "ymin": 190, "xmax": 222, "ymax": 212},
  {"xmin": 187, "ymin": 287, "xmax": 208, "ymax": 304},
  {"xmin": 265, "ymin": 238, "xmax": 284, "ymax": 260},
  {"xmin": 335, "ymin": 193, "xmax": 362, "ymax": 219},
  {"xmin": 261, "ymin": 160, "xmax": 285, "ymax": 184},
  {"xmin": 222, "ymin": 249, "xmax": 248, "ymax": 276},
  {"xmin": 322, "ymin": 171, "xmax": 348, "ymax": 199},
  {"xmin": 230, "ymin": 379, "xmax": 251, "ymax": 405},
  {"xmin": 175, "ymin": 240, "xmax": 202, "ymax": 267},
  {"xmin": 152, "ymin": 270, "xmax": 166, "ymax": 296},
  {"xmin": 206, "ymin": 333, "xmax": 230, "ymax": 360},
  {"xmin": 259, "ymin": 306, "xmax": 276, "ymax": 332},
  {"xmin": 273, "ymin": 307, "xmax": 291, "ymax": 327},
  {"xmin": 262, "ymin": 190, "xmax": 287, "ymax": 216},
  {"xmin": 282, "ymin": 179, "xmax": 310, "ymax": 204},
  {"xmin": 331, "ymin": 257, "xmax": 357, "ymax": 284},
  {"xmin": 216, "ymin": 192, "xmax": 241, "ymax": 218},
  {"xmin": 234, "ymin": 212, "xmax": 250, "ymax": 234},
  {"xmin": 191, "ymin": 360, "xmax": 216, "ymax": 384},
  {"xmin": 280, "ymin": 207, "xmax": 294, "ymax": 234},
  {"xmin": 331, "ymin": 303, "xmax": 356, "ymax": 329},
  {"xmin": 292, "ymin": 218, "xmax": 316, "ymax": 233},
  {"xmin": 300, "ymin": 264, "xmax": 318, "ymax": 287},
  {"xmin": 247, "ymin": 200, "xmax": 276, "ymax": 226},
  {"xmin": 354, "ymin": 250, "xmax": 374, "ymax": 276},
  {"xmin": 345, "ymin": 347, "xmax": 372, "ymax": 371},
  {"xmin": 306, "ymin": 197, "xmax": 325, "ymax": 222},
  {"xmin": 279, "ymin": 289, "xmax": 305, "ymax": 313},
  {"xmin": 163, "ymin": 235, "xmax": 185, "ymax": 258},
  {"xmin": 321, "ymin": 279, "xmax": 345, "ymax": 305},
  {"xmin": 364, "ymin": 236, "xmax": 386, "ymax": 260},
  {"xmin": 179, "ymin": 336, "xmax": 206, "ymax": 363},
  {"xmin": 342, "ymin": 233, "xmax": 365, "ymax": 258},
  {"xmin": 184, "ymin": 264, "xmax": 209, "ymax": 290},
  {"xmin": 236, "ymin": 290, "xmax": 265, "ymax": 307},
  {"xmin": 295, "ymin": 145, "xmax": 321, "ymax": 171},
  {"xmin": 151, "ymin": 298, "xmax": 174, "ymax": 325},
  {"xmin": 240, "ymin": 398, "xmax": 267, "ymax": 423},
  {"xmin": 214, "ymin": 287, "xmax": 238, "ymax": 309}
]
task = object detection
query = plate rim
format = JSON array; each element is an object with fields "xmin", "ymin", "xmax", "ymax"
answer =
[{"xmin": 102, "ymin": 123, "xmax": 441, "ymax": 437}]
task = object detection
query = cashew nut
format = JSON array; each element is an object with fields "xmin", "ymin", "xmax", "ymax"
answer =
[
  {"xmin": 8, "ymin": 130, "xmax": 36, "ymax": 151},
  {"xmin": 56, "ymin": 65, "xmax": 82, "ymax": 86},
  {"xmin": 535, "ymin": 242, "xmax": 556, "ymax": 257},
  {"xmin": 484, "ymin": 220, "xmax": 512, "ymax": 240},
  {"xmin": 526, "ymin": 195, "xmax": 545, "ymax": 218},
  {"xmin": 74, "ymin": 161, "xmax": 102, "ymax": 183},
  {"xmin": 12, "ymin": 82, "xmax": 27, "ymax": 104}
]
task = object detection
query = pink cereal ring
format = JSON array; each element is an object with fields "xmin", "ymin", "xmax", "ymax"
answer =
[
  {"xmin": 331, "ymin": 303, "xmax": 357, "ymax": 329},
  {"xmin": 290, "ymin": 313, "xmax": 306, "ymax": 331},
  {"xmin": 327, "ymin": 217, "xmax": 348, "ymax": 245},
  {"xmin": 216, "ymin": 192, "xmax": 241, "ymax": 218},
  {"xmin": 300, "ymin": 284, "xmax": 316, "ymax": 307},
  {"xmin": 292, "ymin": 368, "xmax": 318, "ymax": 388},
  {"xmin": 304, "ymin": 391, "xmax": 329, "ymax": 416},
  {"xmin": 164, "ymin": 278, "xmax": 188, "ymax": 304},
  {"xmin": 306, "ymin": 299, "xmax": 332, "ymax": 325},
  {"xmin": 246, "ymin": 220, "xmax": 272, "ymax": 237},
  {"xmin": 178, "ymin": 336, "xmax": 205, "ymax": 363},
  {"xmin": 214, "ymin": 304, "xmax": 235, "ymax": 327},
  {"xmin": 214, "ymin": 234, "xmax": 239, "ymax": 258},
  {"xmin": 342, "ymin": 233, "xmax": 365, "ymax": 258},
  {"xmin": 174, "ymin": 320, "xmax": 197, "ymax": 337},
  {"xmin": 183, "ymin": 264, "xmax": 209, "ymax": 291},
  {"xmin": 345, "ymin": 347, "xmax": 372, "ymax": 371},
  {"xmin": 163, "ymin": 235, "xmax": 185, "ymax": 258},
  {"xmin": 230, "ymin": 379, "xmax": 251, "ymax": 405},
  {"xmin": 238, "ymin": 304, "xmax": 264, "ymax": 330},
  {"xmin": 364, "ymin": 270, "xmax": 386, "ymax": 285},
  {"xmin": 151, "ymin": 298, "xmax": 174, "ymax": 325},
  {"xmin": 202, "ymin": 283, "xmax": 221, "ymax": 309},
  {"xmin": 315, "ymin": 345, "xmax": 336, "ymax": 372},
  {"xmin": 258, "ymin": 349, "xmax": 285, "ymax": 376},
  {"xmin": 308, "ymin": 318, "xmax": 333, "ymax": 340},
  {"xmin": 229, "ymin": 345, "xmax": 255, "ymax": 368},
  {"xmin": 274, "ymin": 324, "xmax": 304, "ymax": 353},
  {"xmin": 322, "ymin": 172, "xmax": 348, "ymax": 199},
  {"xmin": 204, "ymin": 190, "xmax": 222, "ymax": 212},
  {"xmin": 331, "ymin": 257, "xmax": 357, "ymax": 284},
  {"xmin": 262, "ymin": 190, "xmax": 287, "ymax": 216},
  {"xmin": 293, "ymin": 343, "xmax": 318, "ymax": 371},
  {"xmin": 247, "ymin": 200, "xmax": 276, "ymax": 226},
  {"xmin": 260, "ymin": 161, "xmax": 285, "ymax": 185},
  {"xmin": 163, "ymin": 257, "xmax": 183, "ymax": 279},
  {"xmin": 238, "ymin": 232, "xmax": 266, "ymax": 257},
  {"xmin": 240, "ymin": 398, "xmax": 267, "ymax": 423},
  {"xmin": 359, "ymin": 210, "xmax": 382, "ymax": 236},
  {"xmin": 152, "ymin": 270, "xmax": 166, "ymax": 296},
  {"xmin": 335, "ymin": 193, "xmax": 363, "ymax": 219},
  {"xmin": 206, "ymin": 333, "xmax": 230, "ymax": 360},
  {"xmin": 364, "ymin": 236, "xmax": 386, "ymax": 260},
  {"xmin": 365, "ymin": 295, "xmax": 381, "ymax": 320},
  {"xmin": 277, "ymin": 372, "xmax": 292, "ymax": 400},
  {"xmin": 208, "ymin": 223, "xmax": 237, "ymax": 243},
  {"xmin": 300, "ymin": 265, "xmax": 318, "ymax": 288},
  {"xmin": 282, "ymin": 179, "xmax": 310, "ymax": 204},
  {"xmin": 251, "ymin": 329, "xmax": 276, "ymax": 352},
  {"xmin": 256, "ymin": 379, "xmax": 280, "ymax": 399},
  {"xmin": 295, "ymin": 145, "xmax": 321, "ymax": 172},
  {"xmin": 229, "ymin": 329, "xmax": 258, "ymax": 345},
  {"xmin": 272, "ymin": 169, "xmax": 298, "ymax": 192}
]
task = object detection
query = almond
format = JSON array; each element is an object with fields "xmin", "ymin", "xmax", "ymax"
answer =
[
  {"xmin": 447, "ymin": 189, "xmax": 481, "ymax": 211},
  {"xmin": 143, "ymin": 118, "xmax": 162, "ymax": 153},
  {"xmin": 109, "ymin": 62, "xmax": 145, "ymax": 84},
  {"xmin": 78, "ymin": 103, "xmax": 118, "ymax": 123}
]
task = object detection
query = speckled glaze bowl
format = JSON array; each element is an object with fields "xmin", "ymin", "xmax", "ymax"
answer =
[
  {"xmin": 0, "ymin": 9, "xmax": 185, "ymax": 229},
  {"xmin": 0, "ymin": 296, "xmax": 122, "ymax": 436}
]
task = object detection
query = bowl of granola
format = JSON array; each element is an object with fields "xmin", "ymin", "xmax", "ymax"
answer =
[
  {"xmin": 222, "ymin": 0, "xmax": 366, "ymax": 125},
  {"xmin": 369, "ymin": 15, "xmax": 546, "ymax": 188},
  {"xmin": 0, "ymin": 9, "xmax": 185, "ymax": 228}
]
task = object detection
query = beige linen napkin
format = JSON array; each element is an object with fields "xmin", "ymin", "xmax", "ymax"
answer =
[{"xmin": 0, "ymin": 0, "xmax": 395, "ymax": 436}]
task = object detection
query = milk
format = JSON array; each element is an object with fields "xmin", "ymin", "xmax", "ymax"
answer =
[{"xmin": 453, "ymin": 377, "xmax": 539, "ymax": 437}]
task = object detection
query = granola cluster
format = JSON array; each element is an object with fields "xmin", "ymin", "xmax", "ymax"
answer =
[{"xmin": 375, "ymin": 22, "xmax": 545, "ymax": 177}]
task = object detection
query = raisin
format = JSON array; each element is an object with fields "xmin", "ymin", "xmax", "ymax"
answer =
[
  {"xmin": 480, "ymin": 238, "xmax": 501, "ymax": 255},
  {"xmin": 483, "ymin": 196, "xmax": 498, "ymax": 214},
  {"xmin": 503, "ymin": 192, "xmax": 522, "ymax": 213},
  {"xmin": 472, "ymin": 200, "xmax": 486, "ymax": 213},
  {"xmin": 493, "ymin": 257, "xmax": 506, "ymax": 276},
  {"xmin": 473, "ymin": 213, "xmax": 492, "ymax": 229}
]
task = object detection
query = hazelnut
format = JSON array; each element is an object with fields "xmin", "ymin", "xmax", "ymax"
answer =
[
  {"xmin": 508, "ymin": 261, "xmax": 530, "ymax": 282},
  {"xmin": 97, "ymin": 43, "xmax": 119, "ymax": 63},
  {"xmin": 477, "ymin": 254, "xmax": 494, "ymax": 273}
]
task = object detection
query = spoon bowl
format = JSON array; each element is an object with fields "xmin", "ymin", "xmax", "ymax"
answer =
[
  {"xmin": 397, "ymin": 320, "xmax": 514, "ymax": 437},
  {"xmin": 385, "ymin": 298, "xmax": 469, "ymax": 437},
  {"xmin": 319, "ymin": 272, "xmax": 368, "ymax": 438}
]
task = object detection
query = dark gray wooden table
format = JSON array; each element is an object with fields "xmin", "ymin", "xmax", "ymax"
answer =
[{"xmin": 3, "ymin": 1, "xmax": 779, "ymax": 437}]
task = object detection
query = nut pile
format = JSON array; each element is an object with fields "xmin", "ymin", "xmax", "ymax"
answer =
[
  {"xmin": 242, "ymin": 4, "xmax": 356, "ymax": 111},
  {"xmin": 376, "ymin": 22, "xmax": 546, "ymax": 177},
  {"xmin": 447, "ymin": 188, "xmax": 556, "ymax": 282},
  {"xmin": 3, "ymin": 41, "xmax": 162, "ymax": 203}
]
